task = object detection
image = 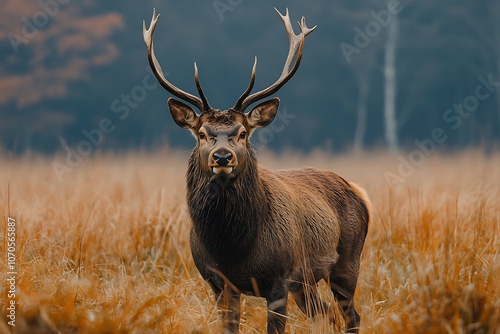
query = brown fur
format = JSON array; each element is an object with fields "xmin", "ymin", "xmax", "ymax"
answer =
[
  {"xmin": 159, "ymin": 96, "xmax": 372, "ymax": 334},
  {"xmin": 156, "ymin": 97, "xmax": 373, "ymax": 334},
  {"xmin": 183, "ymin": 113, "xmax": 371, "ymax": 333}
]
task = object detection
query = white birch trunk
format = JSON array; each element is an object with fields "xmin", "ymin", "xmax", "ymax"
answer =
[
  {"xmin": 383, "ymin": 10, "xmax": 399, "ymax": 154},
  {"xmin": 496, "ymin": 58, "xmax": 500, "ymax": 133},
  {"xmin": 495, "ymin": 31, "xmax": 500, "ymax": 134},
  {"xmin": 353, "ymin": 80, "xmax": 369, "ymax": 152}
]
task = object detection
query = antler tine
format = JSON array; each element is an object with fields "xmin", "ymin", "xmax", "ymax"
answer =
[
  {"xmin": 300, "ymin": 16, "xmax": 317, "ymax": 37},
  {"xmin": 233, "ymin": 56, "xmax": 257, "ymax": 111},
  {"xmin": 143, "ymin": 9, "xmax": 207, "ymax": 113},
  {"xmin": 276, "ymin": 8, "xmax": 299, "ymax": 78},
  {"xmin": 194, "ymin": 63, "xmax": 212, "ymax": 111},
  {"xmin": 235, "ymin": 8, "xmax": 316, "ymax": 113}
]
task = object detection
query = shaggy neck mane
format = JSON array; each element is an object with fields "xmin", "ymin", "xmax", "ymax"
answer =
[{"xmin": 186, "ymin": 145, "xmax": 266, "ymax": 267}]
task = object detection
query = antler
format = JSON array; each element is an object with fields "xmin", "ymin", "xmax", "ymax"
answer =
[
  {"xmin": 234, "ymin": 8, "xmax": 316, "ymax": 113},
  {"xmin": 143, "ymin": 9, "xmax": 211, "ymax": 112}
]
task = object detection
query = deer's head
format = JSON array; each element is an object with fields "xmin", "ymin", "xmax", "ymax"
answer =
[{"xmin": 143, "ymin": 8, "xmax": 315, "ymax": 177}]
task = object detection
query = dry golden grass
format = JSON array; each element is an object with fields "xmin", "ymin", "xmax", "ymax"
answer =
[{"xmin": 1, "ymin": 149, "xmax": 499, "ymax": 333}]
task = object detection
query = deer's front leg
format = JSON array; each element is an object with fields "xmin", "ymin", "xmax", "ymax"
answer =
[
  {"xmin": 216, "ymin": 287, "xmax": 241, "ymax": 334},
  {"xmin": 266, "ymin": 279, "xmax": 288, "ymax": 334}
]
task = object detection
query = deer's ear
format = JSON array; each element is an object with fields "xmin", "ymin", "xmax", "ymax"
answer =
[
  {"xmin": 246, "ymin": 98, "xmax": 279, "ymax": 130},
  {"xmin": 168, "ymin": 98, "xmax": 200, "ymax": 130}
]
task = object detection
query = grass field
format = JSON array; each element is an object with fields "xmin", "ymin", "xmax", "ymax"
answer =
[{"xmin": 1, "ymin": 149, "xmax": 499, "ymax": 333}]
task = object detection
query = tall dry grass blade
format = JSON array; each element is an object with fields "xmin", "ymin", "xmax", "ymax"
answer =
[{"xmin": 74, "ymin": 200, "xmax": 95, "ymax": 305}]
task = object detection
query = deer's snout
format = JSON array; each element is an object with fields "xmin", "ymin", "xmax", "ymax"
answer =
[
  {"xmin": 213, "ymin": 151, "xmax": 232, "ymax": 166},
  {"xmin": 209, "ymin": 148, "xmax": 236, "ymax": 174}
]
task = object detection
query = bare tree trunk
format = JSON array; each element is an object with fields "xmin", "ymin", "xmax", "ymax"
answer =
[
  {"xmin": 489, "ymin": 0, "xmax": 500, "ymax": 143},
  {"xmin": 353, "ymin": 80, "xmax": 369, "ymax": 152},
  {"xmin": 495, "ymin": 40, "xmax": 500, "ymax": 138},
  {"xmin": 493, "ymin": 33, "xmax": 500, "ymax": 140},
  {"xmin": 383, "ymin": 10, "xmax": 399, "ymax": 154}
]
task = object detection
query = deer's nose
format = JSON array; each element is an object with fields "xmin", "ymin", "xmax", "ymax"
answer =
[{"xmin": 213, "ymin": 151, "xmax": 233, "ymax": 166}]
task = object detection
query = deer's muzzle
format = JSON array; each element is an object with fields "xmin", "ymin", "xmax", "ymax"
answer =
[{"xmin": 209, "ymin": 147, "xmax": 237, "ymax": 175}]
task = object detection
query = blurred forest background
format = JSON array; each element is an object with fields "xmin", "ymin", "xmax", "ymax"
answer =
[{"xmin": 1, "ymin": 0, "xmax": 499, "ymax": 154}]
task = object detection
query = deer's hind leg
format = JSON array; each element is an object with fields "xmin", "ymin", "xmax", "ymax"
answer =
[
  {"xmin": 329, "ymin": 258, "xmax": 361, "ymax": 333},
  {"xmin": 289, "ymin": 270, "xmax": 330, "ymax": 318}
]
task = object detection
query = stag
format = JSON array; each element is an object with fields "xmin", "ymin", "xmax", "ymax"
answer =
[{"xmin": 143, "ymin": 8, "xmax": 371, "ymax": 334}]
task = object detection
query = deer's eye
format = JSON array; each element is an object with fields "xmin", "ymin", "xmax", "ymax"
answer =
[
  {"xmin": 199, "ymin": 132, "xmax": 206, "ymax": 140},
  {"xmin": 240, "ymin": 132, "xmax": 247, "ymax": 139}
]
